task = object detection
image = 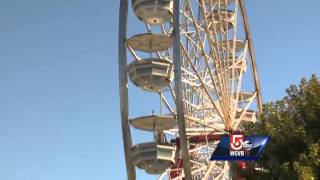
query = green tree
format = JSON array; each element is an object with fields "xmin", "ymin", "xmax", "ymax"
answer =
[{"xmin": 234, "ymin": 74, "xmax": 320, "ymax": 180}]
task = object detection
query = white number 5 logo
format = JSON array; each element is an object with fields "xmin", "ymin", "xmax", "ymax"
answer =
[{"xmin": 230, "ymin": 134, "xmax": 244, "ymax": 151}]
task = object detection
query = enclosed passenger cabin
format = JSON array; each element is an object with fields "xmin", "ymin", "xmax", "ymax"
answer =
[
  {"xmin": 130, "ymin": 115, "xmax": 177, "ymax": 131},
  {"xmin": 221, "ymin": 58, "xmax": 247, "ymax": 78},
  {"xmin": 131, "ymin": 0, "xmax": 173, "ymax": 25},
  {"xmin": 210, "ymin": 40, "xmax": 247, "ymax": 60},
  {"xmin": 237, "ymin": 92, "xmax": 254, "ymax": 103},
  {"xmin": 207, "ymin": 10, "xmax": 236, "ymax": 33},
  {"xmin": 128, "ymin": 58, "xmax": 173, "ymax": 91},
  {"xmin": 131, "ymin": 142, "xmax": 176, "ymax": 174},
  {"xmin": 235, "ymin": 109, "xmax": 256, "ymax": 123},
  {"xmin": 215, "ymin": 40, "xmax": 247, "ymax": 54},
  {"xmin": 203, "ymin": 0, "xmax": 234, "ymax": 7},
  {"xmin": 127, "ymin": 33, "xmax": 172, "ymax": 52}
]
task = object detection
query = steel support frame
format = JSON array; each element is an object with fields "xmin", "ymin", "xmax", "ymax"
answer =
[
  {"xmin": 238, "ymin": 0, "xmax": 263, "ymax": 113},
  {"xmin": 118, "ymin": 0, "xmax": 136, "ymax": 179},
  {"xmin": 173, "ymin": 0, "xmax": 192, "ymax": 179}
]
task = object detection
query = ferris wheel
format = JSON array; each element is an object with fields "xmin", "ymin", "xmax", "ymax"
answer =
[{"xmin": 118, "ymin": 0, "xmax": 262, "ymax": 179}]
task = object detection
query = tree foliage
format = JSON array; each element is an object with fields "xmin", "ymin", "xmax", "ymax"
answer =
[{"xmin": 235, "ymin": 74, "xmax": 320, "ymax": 180}]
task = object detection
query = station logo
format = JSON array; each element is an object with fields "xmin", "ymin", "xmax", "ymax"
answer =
[{"xmin": 210, "ymin": 132, "xmax": 269, "ymax": 161}]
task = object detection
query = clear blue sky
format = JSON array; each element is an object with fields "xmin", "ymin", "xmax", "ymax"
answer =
[{"xmin": 0, "ymin": 0, "xmax": 319, "ymax": 180}]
